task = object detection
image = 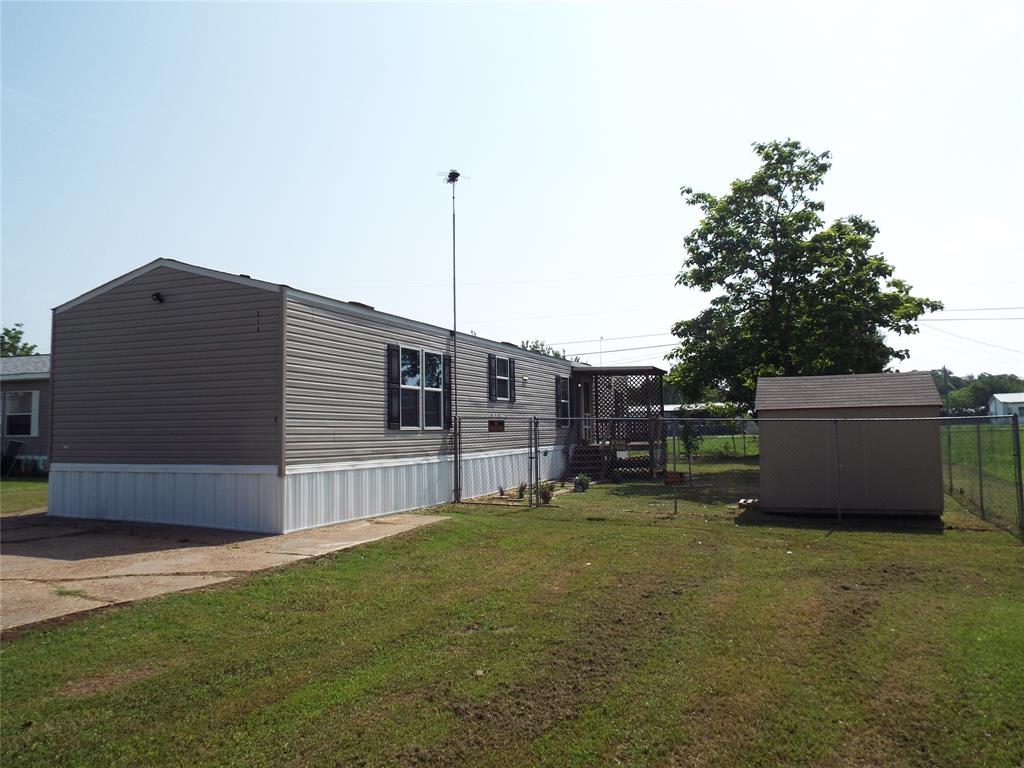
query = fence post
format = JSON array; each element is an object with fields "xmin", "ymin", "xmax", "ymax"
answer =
[
  {"xmin": 833, "ymin": 418, "xmax": 843, "ymax": 522},
  {"xmin": 946, "ymin": 421, "xmax": 953, "ymax": 496},
  {"xmin": 454, "ymin": 416, "xmax": 462, "ymax": 503},
  {"xmin": 533, "ymin": 417, "xmax": 541, "ymax": 507},
  {"xmin": 1012, "ymin": 414, "xmax": 1024, "ymax": 538},
  {"xmin": 975, "ymin": 420, "xmax": 985, "ymax": 520},
  {"xmin": 527, "ymin": 418, "xmax": 534, "ymax": 508}
]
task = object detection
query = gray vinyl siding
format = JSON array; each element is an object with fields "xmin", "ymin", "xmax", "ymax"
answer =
[
  {"xmin": 1, "ymin": 378, "xmax": 50, "ymax": 459},
  {"xmin": 51, "ymin": 266, "xmax": 282, "ymax": 465},
  {"xmin": 285, "ymin": 294, "xmax": 574, "ymax": 465}
]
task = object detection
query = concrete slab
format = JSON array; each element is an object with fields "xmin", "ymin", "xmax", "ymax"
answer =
[
  {"xmin": 57, "ymin": 574, "xmax": 235, "ymax": 605},
  {"xmin": 1, "ymin": 512, "xmax": 447, "ymax": 630},
  {"xmin": 1, "ymin": 580, "xmax": 108, "ymax": 630}
]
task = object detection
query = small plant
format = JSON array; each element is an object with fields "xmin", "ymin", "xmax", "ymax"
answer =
[
  {"xmin": 576, "ymin": 473, "xmax": 591, "ymax": 490},
  {"xmin": 497, "ymin": 485, "xmax": 505, "ymax": 497},
  {"xmin": 517, "ymin": 482, "xmax": 526, "ymax": 500},
  {"xmin": 538, "ymin": 483, "xmax": 555, "ymax": 505}
]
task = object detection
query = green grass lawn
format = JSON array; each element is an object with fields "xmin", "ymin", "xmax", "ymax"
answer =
[
  {"xmin": 943, "ymin": 423, "xmax": 1023, "ymax": 484},
  {"xmin": 0, "ymin": 477, "xmax": 48, "ymax": 515},
  {"xmin": 666, "ymin": 433, "xmax": 759, "ymax": 458},
  {"xmin": 2, "ymin": 465, "xmax": 1022, "ymax": 767}
]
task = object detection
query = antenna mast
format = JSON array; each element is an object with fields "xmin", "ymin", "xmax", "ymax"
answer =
[{"xmin": 446, "ymin": 169, "xmax": 461, "ymax": 501}]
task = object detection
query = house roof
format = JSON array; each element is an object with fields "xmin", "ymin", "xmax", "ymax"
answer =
[
  {"xmin": 755, "ymin": 372, "xmax": 942, "ymax": 411},
  {"xmin": 52, "ymin": 259, "xmax": 590, "ymax": 369},
  {"xmin": 991, "ymin": 392, "xmax": 1024, "ymax": 404},
  {"xmin": 0, "ymin": 354, "xmax": 51, "ymax": 380}
]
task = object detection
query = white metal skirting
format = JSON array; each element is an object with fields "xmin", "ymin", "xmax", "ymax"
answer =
[
  {"xmin": 48, "ymin": 464, "xmax": 283, "ymax": 533},
  {"xmin": 283, "ymin": 445, "xmax": 568, "ymax": 532},
  {"xmin": 47, "ymin": 447, "xmax": 570, "ymax": 534}
]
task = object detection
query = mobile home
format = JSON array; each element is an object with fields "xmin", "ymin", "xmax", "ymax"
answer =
[{"xmin": 49, "ymin": 259, "xmax": 664, "ymax": 532}]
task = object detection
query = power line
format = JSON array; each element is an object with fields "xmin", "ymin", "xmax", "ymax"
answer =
[
  {"xmin": 935, "ymin": 306, "xmax": 1024, "ymax": 312},
  {"xmin": 347, "ymin": 272, "xmax": 673, "ymax": 291},
  {"xmin": 468, "ymin": 304, "xmax": 681, "ymax": 326},
  {"xmin": 550, "ymin": 332, "xmax": 676, "ymax": 346},
  {"xmin": 919, "ymin": 317, "xmax": 1024, "ymax": 322},
  {"xmin": 918, "ymin": 324, "xmax": 1024, "ymax": 355},
  {"xmin": 573, "ymin": 342, "xmax": 679, "ymax": 356}
]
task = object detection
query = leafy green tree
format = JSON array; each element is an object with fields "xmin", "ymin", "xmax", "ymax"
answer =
[
  {"xmin": 945, "ymin": 372, "xmax": 1024, "ymax": 411},
  {"xmin": 668, "ymin": 140, "xmax": 942, "ymax": 405},
  {"xmin": 931, "ymin": 368, "xmax": 971, "ymax": 398},
  {"xmin": 1, "ymin": 324, "xmax": 37, "ymax": 357}
]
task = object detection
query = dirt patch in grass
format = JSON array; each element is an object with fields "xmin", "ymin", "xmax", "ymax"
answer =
[
  {"xmin": 397, "ymin": 567, "xmax": 704, "ymax": 765},
  {"xmin": 60, "ymin": 667, "xmax": 157, "ymax": 698}
]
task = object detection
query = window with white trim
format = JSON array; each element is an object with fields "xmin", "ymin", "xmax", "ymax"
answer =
[
  {"xmin": 495, "ymin": 356, "xmax": 510, "ymax": 400},
  {"xmin": 4, "ymin": 391, "xmax": 39, "ymax": 437},
  {"xmin": 399, "ymin": 347, "xmax": 421, "ymax": 429},
  {"xmin": 423, "ymin": 351, "xmax": 444, "ymax": 429}
]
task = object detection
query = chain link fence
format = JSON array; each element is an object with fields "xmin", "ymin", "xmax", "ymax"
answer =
[
  {"xmin": 940, "ymin": 415, "xmax": 1024, "ymax": 537},
  {"xmin": 451, "ymin": 414, "xmax": 1024, "ymax": 540},
  {"xmin": 454, "ymin": 417, "xmax": 537, "ymax": 507}
]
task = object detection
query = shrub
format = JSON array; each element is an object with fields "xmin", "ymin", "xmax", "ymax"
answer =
[
  {"xmin": 576, "ymin": 473, "xmax": 591, "ymax": 490},
  {"xmin": 498, "ymin": 485, "xmax": 505, "ymax": 497},
  {"xmin": 538, "ymin": 483, "xmax": 555, "ymax": 505},
  {"xmin": 517, "ymin": 482, "xmax": 526, "ymax": 500}
]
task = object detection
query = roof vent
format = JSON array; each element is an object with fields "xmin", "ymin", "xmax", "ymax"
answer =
[
  {"xmin": 348, "ymin": 301, "xmax": 375, "ymax": 311},
  {"xmin": 239, "ymin": 274, "xmax": 251, "ymax": 278}
]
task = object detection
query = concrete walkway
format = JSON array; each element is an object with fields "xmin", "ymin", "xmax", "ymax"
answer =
[{"xmin": 1, "ymin": 512, "xmax": 446, "ymax": 631}]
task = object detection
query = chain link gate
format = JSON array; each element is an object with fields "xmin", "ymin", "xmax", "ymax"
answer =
[{"xmin": 453, "ymin": 416, "xmax": 539, "ymax": 508}]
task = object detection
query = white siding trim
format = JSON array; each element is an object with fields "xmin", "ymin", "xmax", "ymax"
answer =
[
  {"xmin": 0, "ymin": 373, "xmax": 50, "ymax": 382},
  {"xmin": 50, "ymin": 463, "xmax": 278, "ymax": 474}
]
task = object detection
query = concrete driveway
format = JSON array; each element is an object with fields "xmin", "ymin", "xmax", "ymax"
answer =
[{"xmin": 1, "ymin": 511, "xmax": 446, "ymax": 631}]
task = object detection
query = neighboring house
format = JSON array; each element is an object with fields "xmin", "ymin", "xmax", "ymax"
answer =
[
  {"xmin": 988, "ymin": 393, "xmax": 1024, "ymax": 417},
  {"xmin": 755, "ymin": 372, "xmax": 943, "ymax": 516},
  {"xmin": 48, "ymin": 259, "xmax": 664, "ymax": 532},
  {"xmin": 1, "ymin": 354, "xmax": 51, "ymax": 472}
]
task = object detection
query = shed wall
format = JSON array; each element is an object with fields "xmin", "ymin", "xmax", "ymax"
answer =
[{"xmin": 759, "ymin": 405, "xmax": 943, "ymax": 514}]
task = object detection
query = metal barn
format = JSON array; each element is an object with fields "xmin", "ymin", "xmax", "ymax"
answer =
[{"xmin": 755, "ymin": 373, "xmax": 944, "ymax": 516}]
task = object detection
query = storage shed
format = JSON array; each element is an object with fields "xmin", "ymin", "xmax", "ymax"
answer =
[{"xmin": 755, "ymin": 372, "xmax": 944, "ymax": 516}]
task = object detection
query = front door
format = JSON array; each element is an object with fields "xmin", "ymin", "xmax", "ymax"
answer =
[{"xmin": 580, "ymin": 379, "xmax": 593, "ymax": 443}]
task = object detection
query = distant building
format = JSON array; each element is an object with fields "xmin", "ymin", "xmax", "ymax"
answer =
[
  {"xmin": 988, "ymin": 392, "xmax": 1024, "ymax": 417},
  {"xmin": 1, "ymin": 354, "xmax": 51, "ymax": 472}
]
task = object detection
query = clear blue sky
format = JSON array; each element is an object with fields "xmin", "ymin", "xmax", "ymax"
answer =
[{"xmin": 3, "ymin": 1, "xmax": 1021, "ymax": 376}]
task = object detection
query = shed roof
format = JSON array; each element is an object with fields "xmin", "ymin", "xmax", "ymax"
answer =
[
  {"xmin": 755, "ymin": 372, "xmax": 942, "ymax": 411},
  {"xmin": 991, "ymin": 392, "xmax": 1024, "ymax": 405},
  {"xmin": 0, "ymin": 354, "xmax": 51, "ymax": 380}
]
